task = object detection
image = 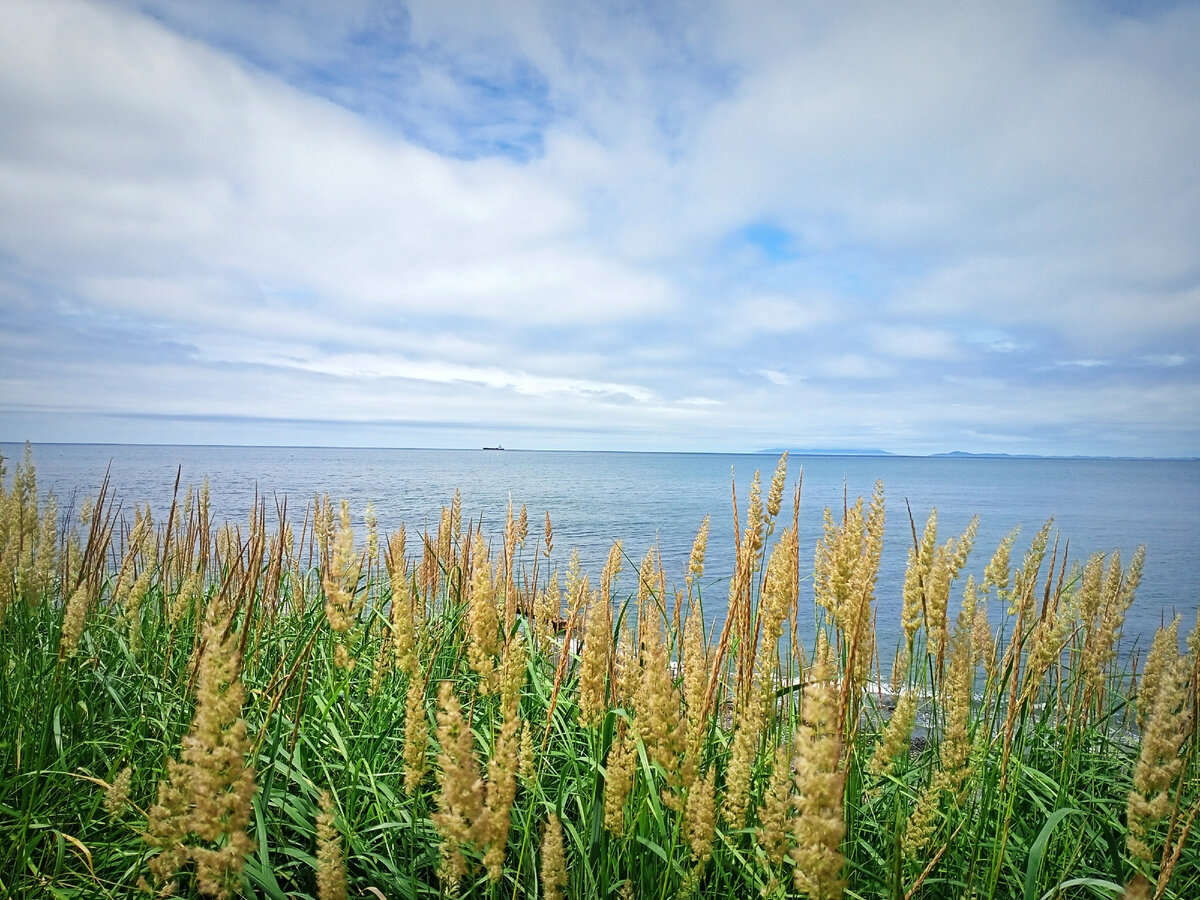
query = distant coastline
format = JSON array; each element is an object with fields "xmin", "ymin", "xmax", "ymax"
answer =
[{"xmin": 1, "ymin": 440, "xmax": 1196, "ymax": 462}]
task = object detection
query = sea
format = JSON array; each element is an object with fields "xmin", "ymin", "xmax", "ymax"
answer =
[{"xmin": 4, "ymin": 442, "xmax": 1198, "ymax": 658}]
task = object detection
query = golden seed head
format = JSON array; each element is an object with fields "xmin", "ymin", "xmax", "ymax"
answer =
[
  {"xmin": 439, "ymin": 506, "xmax": 453, "ymax": 570},
  {"xmin": 791, "ymin": 636, "xmax": 845, "ymax": 900},
  {"xmin": 534, "ymin": 571, "xmax": 561, "ymax": 655},
  {"xmin": 540, "ymin": 813, "xmax": 568, "ymax": 900},
  {"xmin": 687, "ymin": 516, "xmax": 710, "ymax": 587},
  {"xmin": 578, "ymin": 588, "xmax": 611, "ymax": 727},
  {"xmin": 105, "ymin": 765, "xmax": 133, "ymax": 818},
  {"xmin": 1127, "ymin": 617, "xmax": 1189, "ymax": 866},
  {"xmin": 757, "ymin": 740, "xmax": 794, "ymax": 866},
  {"xmin": 744, "ymin": 471, "xmax": 764, "ymax": 566},
  {"xmin": 1123, "ymin": 874, "xmax": 1151, "ymax": 900},
  {"xmin": 757, "ymin": 528, "xmax": 797, "ymax": 678},
  {"xmin": 1009, "ymin": 520, "xmax": 1052, "ymax": 618},
  {"xmin": 364, "ymin": 500, "xmax": 378, "ymax": 566},
  {"xmin": 566, "ymin": 549, "xmax": 586, "ymax": 621},
  {"xmin": 59, "ymin": 582, "xmax": 92, "ymax": 659},
  {"xmin": 867, "ymin": 690, "xmax": 918, "ymax": 781},
  {"xmin": 766, "ymin": 452, "xmax": 789, "ymax": 522},
  {"xmin": 604, "ymin": 728, "xmax": 636, "ymax": 836},
  {"xmin": 467, "ymin": 534, "xmax": 501, "ymax": 690},
  {"xmin": 332, "ymin": 642, "xmax": 355, "ymax": 671},
  {"xmin": 498, "ymin": 630, "xmax": 528, "ymax": 719},
  {"xmin": 142, "ymin": 619, "xmax": 257, "ymax": 899},
  {"xmin": 636, "ymin": 547, "xmax": 657, "ymax": 613},
  {"xmin": 722, "ymin": 720, "xmax": 758, "ymax": 829},
  {"xmin": 125, "ymin": 564, "xmax": 153, "ymax": 655},
  {"xmin": 601, "ymin": 539, "xmax": 623, "ymax": 605},
  {"xmin": 479, "ymin": 715, "xmax": 520, "ymax": 881},
  {"xmin": 633, "ymin": 596, "xmax": 684, "ymax": 777},
  {"xmin": 386, "ymin": 525, "xmax": 407, "ymax": 582},
  {"xmin": 681, "ymin": 605, "xmax": 708, "ymax": 721},
  {"xmin": 1137, "ymin": 615, "xmax": 1181, "ymax": 732},
  {"xmin": 315, "ymin": 791, "xmax": 347, "ymax": 900},
  {"xmin": 403, "ymin": 674, "xmax": 428, "ymax": 795},
  {"xmin": 939, "ymin": 627, "xmax": 976, "ymax": 798},
  {"xmin": 518, "ymin": 720, "xmax": 536, "ymax": 784},
  {"xmin": 322, "ymin": 500, "xmax": 362, "ymax": 635},
  {"xmin": 1021, "ymin": 591, "xmax": 1072, "ymax": 703},
  {"xmin": 901, "ymin": 510, "xmax": 939, "ymax": 642},
  {"xmin": 982, "ymin": 528, "xmax": 1018, "ymax": 601},
  {"xmin": 684, "ymin": 766, "xmax": 717, "ymax": 862},
  {"xmin": 432, "ymin": 681, "xmax": 483, "ymax": 889},
  {"xmin": 613, "ymin": 621, "xmax": 639, "ymax": 709}
]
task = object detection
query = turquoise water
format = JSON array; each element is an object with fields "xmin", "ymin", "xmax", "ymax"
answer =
[{"xmin": 4, "ymin": 443, "xmax": 1198, "ymax": 654}]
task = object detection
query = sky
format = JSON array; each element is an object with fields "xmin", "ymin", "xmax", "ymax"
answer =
[{"xmin": 1, "ymin": 0, "xmax": 1199, "ymax": 456}]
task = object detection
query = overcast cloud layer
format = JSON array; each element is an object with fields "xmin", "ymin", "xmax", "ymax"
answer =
[{"xmin": 1, "ymin": 0, "xmax": 1198, "ymax": 455}]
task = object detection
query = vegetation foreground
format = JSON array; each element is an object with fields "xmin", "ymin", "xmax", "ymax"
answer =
[{"xmin": 0, "ymin": 446, "xmax": 1197, "ymax": 900}]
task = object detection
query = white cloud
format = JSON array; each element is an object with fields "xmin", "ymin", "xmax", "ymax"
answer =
[
  {"xmin": 0, "ymin": 0, "xmax": 1198, "ymax": 456},
  {"xmin": 758, "ymin": 369, "xmax": 791, "ymax": 387}
]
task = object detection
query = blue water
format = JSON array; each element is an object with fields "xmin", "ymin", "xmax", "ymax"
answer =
[{"xmin": 4, "ymin": 443, "xmax": 1198, "ymax": 654}]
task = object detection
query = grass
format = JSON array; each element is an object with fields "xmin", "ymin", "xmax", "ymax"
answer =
[{"xmin": 0, "ymin": 444, "xmax": 1197, "ymax": 899}]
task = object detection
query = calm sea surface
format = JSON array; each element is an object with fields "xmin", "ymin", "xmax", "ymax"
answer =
[{"xmin": 4, "ymin": 443, "xmax": 1198, "ymax": 655}]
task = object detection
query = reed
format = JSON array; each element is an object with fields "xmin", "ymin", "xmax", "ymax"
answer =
[{"xmin": 0, "ymin": 444, "xmax": 1196, "ymax": 899}]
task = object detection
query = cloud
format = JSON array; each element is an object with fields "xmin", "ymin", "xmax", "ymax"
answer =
[
  {"xmin": 0, "ymin": 0, "xmax": 1198, "ymax": 456},
  {"xmin": 758, "ymin": 369, "xmax": 791, "ymax": 387}
]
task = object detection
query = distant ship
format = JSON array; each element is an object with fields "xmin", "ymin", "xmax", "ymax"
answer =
[{"xmin": 483, "ymin": 445, "xmax": 505, "ymax": 451}]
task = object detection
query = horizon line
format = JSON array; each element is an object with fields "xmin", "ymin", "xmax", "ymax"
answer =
[{"xmin": 2, "ymin": 439, "xmax": 1197, "ymax": 462}]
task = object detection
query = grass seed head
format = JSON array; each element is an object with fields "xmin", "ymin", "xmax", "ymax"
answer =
[
  {"xmin": 315, "ymin": 791, "xmax": 347, "ymax": 900},
  {"xmin": 403, "ymin": 674, "xmax": 429, "ymax": 795},
  {"xmin": 142, "ymin": 619, "xmax": 256, "ymax": 899},
  {"xmin": 791, "ymin": 636, "xmax": 845, "ymax": 900},
  {"xmin": 59, "ymin": 582, "xmax": 92, "ymax": 659},
  {"xmin": 604, "ymin": 727, "xmax": 636, "ymax": 836},
  {"xmin": 105, "ymin": 765, "xmax": 133, "ymax": 818},
  {"xmin": 540, "ymin": 813, "xmax": 568, "ymax": 900},
  {"xmin": 578, "ymin": 587, "xmax": 611, "ymax": 726},
  {"xmin": 722, "ymin": 720, "xmax": 758, "ymax": 829},
  {"xmin": 480, "ymin": 714, "xmax": 520, "ymax": 880},
  {"xmin": 433, "ymin": 681, "xmax": 483, "ymax": 888},
  {"xmin": 867, "ymin": 689, "xmax": 918, "ymax": 783},
  {"xmin": 758, "ymin": 740, "xmax": 795, "ymax": 866},
  {"xmin": 467, "ymin": 534, "xmax": 501, "ymax": 690},
  {"xmin": 685, "ymin": 766, "xmax": 717, "ymax": 863},
  {"xmin": 687, "ymin": 516, "xmax": 710, "ymax": 588},
  {"xmin": 1127, "ymin": 617, "xmax": 1189, "ymax": 866}
]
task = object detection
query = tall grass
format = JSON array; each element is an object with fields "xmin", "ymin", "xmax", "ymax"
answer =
[{"xmin": 0, "ymin": 444, "xmax": 1197, "ymax": 899}]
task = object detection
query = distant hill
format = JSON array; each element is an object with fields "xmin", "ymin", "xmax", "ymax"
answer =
[{"xmin": 930, "ymin": 450, "xmax": 1200, "ymax": 460}]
